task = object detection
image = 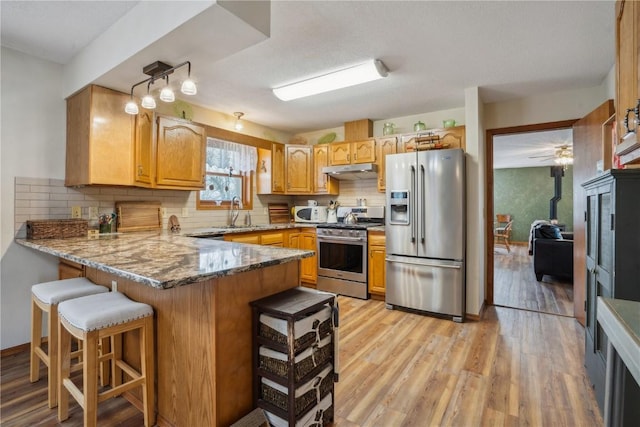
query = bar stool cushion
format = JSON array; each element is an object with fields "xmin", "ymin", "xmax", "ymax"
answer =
[
  {"xmin": 32, "ymin": 277, "xmax": 109, "ymax": 305},
  {"xmin": 58, "ymin": 292, "xmax": 153, "ymax": 332}
]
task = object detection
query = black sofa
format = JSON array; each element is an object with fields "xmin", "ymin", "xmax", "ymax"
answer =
[{"xmin": 533, "ymin": 224, "xmax": 574, "ymax": 282}]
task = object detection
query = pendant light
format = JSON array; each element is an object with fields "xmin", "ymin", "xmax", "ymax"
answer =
[
  {"xmin": 234, "ymin": 112, "xmax": 244, "ymax": 130},
  {"xmin": 159, "ymin": 76, "xmax": 175, "ymax": 103},
  {"xmin": 140, "ymin": 81, "xmax": 156, "ymax": 109},
  {"xmin": 180, "ymin": 62, "xmax": 197, "ymax": 95}
]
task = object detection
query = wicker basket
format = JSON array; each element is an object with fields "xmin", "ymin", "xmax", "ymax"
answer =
[
  {"xmin": 26, "ymin": 219, "xmax": 88, "ymax": 240},
  {"xmin": 259, "ymin": 335, "xmax": 332, "ymax": 382},
  {"xmin": 261, "ymin": 364, "xmax": 333, "ymax": 416},
  {"xmin": 259, "ymin": 306, "xmax": 332, "ymax": 352},
  {"xmin": 263, "ymin": 393, "xmax": 334, "ymax": 427}
]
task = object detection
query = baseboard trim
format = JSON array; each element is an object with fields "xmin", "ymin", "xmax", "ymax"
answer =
[
  {"xmin": 1, "ymin": 342, "xmax": 30, "ymax": 357},
  {"xmin": 466, "ymin": 300, "xmax": 487, "ymax": 321}
]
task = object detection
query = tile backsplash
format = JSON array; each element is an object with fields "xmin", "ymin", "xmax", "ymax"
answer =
[{"xmin": 14, "ymin": 177, "xmax": 385, "ymax": 237}]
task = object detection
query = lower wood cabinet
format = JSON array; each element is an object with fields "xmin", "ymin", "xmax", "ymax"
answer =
[
  {"xmin": 58, "ymin": 259, "xmax": 85, "ymax": 279},
  {"xmin": 225, "ymin": 228, "xmax": 317, "ymax": 285},
  {"xmin": 224, "ymin": 230, "xmax": 284, "ymax": 246},
  {"xmin": 299, "ymin": 229, "xmax": 317, "ymax": 286},
  {"xmin": 368, "ymin": 231, "xmax": 386, "ymax": 297}
]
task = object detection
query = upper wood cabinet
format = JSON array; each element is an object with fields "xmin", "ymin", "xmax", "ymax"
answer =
[
  {"xmin": 313, "ymin": 145, "xmax": 339, "ymax": 195},
  {"xmin": 155, "ymin": 117, "xmax": 206, "ymax": 189},
  {"xmin": 134, "ymin": 109, "xmax": 154, "ymax": 187},
  {"xmin": 66, "ymin": 85, "xmax": 134, "ymax": 186},
  {"xmin": 328, "ymin": 140, "xmax": 376, "ymax": 165},
  {"xmin": 286, "ymin": 145, "xmax": 313, "ymax": 193},
  {"xmin": 257, "ymin": 144, "xmax": 285, "ymax": 195},
  {"xmin": 375, "ymin": 137, "xmax": 398, "ymax": 192},
  {"xmin": 614, "ymin": 0, "xmax": 640, "ymax": 163}
]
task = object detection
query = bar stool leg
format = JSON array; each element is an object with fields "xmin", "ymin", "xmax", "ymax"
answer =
[
  {"xmin": 29, "ymin": 295, "xmax": 42, "ymax": 383},
  {"xmin": 47, "ymin": 305, "xmax": 59, "ymax": 408},
  {"xmin": 57, "ymin": 318, "xmax": 71, "ymax": 422},
  {"xmin": 141, "ymin": 316, "xmax": 155, "ymax": 427},
  {"xmin": 83, "ymin": 331, "xmax": 99, "ymax": 427}
]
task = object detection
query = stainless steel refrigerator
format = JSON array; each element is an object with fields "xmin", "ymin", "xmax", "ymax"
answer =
[{"xmin": 385, "ymin": 148, "xmax": 466, "ymax": 322}]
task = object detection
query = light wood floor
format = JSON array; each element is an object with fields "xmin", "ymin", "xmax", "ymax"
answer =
[
  {"xmin": 1, "ymin": 298, "xmax": 600, "ymax": 426},
  {"xmin": 493, "ymin": 244, "xmax": 574, "ymax": 316}
]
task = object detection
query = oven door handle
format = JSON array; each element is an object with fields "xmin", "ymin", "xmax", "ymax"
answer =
[{"xmin": 317, "ymin": 236, "xmax": 365, "ymax": 243}]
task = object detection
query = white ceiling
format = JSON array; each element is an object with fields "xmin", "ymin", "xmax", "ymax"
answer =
[
  {"xmin": 493, "ymin": 128, "xmax": 573, "ymax": 169},
  {"xmin": 1, "ymin": 1, "xmax": 614, "ymax": 144}
]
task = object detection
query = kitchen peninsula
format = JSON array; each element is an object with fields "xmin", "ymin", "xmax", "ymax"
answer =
[{"xmin": 16, "ymin": 232, "xmax": 314, "ymax": 427}]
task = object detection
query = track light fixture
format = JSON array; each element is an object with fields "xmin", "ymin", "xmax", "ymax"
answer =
[
  {"xmin": 234, "ymin": 112, "xmax": 244, "ymax": 131},
  {"xmin": 125, "ymin": 61, "xmax": 196, "ymax": 114}
]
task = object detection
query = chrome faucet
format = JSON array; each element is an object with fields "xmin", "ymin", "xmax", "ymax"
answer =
[{"xmin": 230, "ymin": 196, "xmax": 241, "ymax": 227}]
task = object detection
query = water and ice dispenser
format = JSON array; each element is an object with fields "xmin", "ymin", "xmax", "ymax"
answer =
[{"xmin": 388, "ymin": 190, "xmax": 410, "ymax": 225}]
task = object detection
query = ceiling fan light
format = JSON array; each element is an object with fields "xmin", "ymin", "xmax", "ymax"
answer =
[
  {"xmin": 141, "ymin": 94, "xmax": 156, "ymax": 109},
  {"xmin": 181, "ymin": 79, "xmax": 197, "ymax": 95},
  {"xmin": 124, "ymin": 100, "xmax": 139, "ymax": 115}
]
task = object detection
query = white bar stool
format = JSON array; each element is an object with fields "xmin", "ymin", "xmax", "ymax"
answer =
[
  {"xmin": 30, "ymin": 277, "xmax": 109, "ymax": 408},
  {"xmin": 57, "ymin": 291, "xmax": 155, "ymax": 427}
]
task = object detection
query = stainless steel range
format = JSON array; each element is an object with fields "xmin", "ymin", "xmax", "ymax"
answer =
[{"xmin": 316, "ymin": 206, "xmax": 384, "ymax": 299}]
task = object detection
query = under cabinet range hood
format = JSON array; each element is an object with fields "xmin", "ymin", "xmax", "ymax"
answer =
[{"xmin": 321, "ymin": 163, "xmax": 378, "ymax": 180}]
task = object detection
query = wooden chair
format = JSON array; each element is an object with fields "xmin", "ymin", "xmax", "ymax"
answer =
[{"xmin": 494, "ymin": 214, "xmax": 513, "ymax": 252}]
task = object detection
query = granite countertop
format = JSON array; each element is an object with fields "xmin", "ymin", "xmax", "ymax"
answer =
[
  {"xmin": 183, "ymin": 222, "xmax": 317, "ymax": 237},
  {"xmin": 597, "ymin": 297, "xmax": 640, "ymax": 384},
  {"xmin": 16, "ymin": 231, "xmax": 314, "ymax": 290}
]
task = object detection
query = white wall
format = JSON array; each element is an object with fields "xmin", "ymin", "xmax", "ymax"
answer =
[{"xmin": 1, "ymin": 47, "xmax": 66, "ymax": 349}]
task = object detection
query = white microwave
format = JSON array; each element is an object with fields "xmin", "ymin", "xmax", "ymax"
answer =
[{"xmin": 294, "ymin": 206, "xmax": 327, "ymax": 223}]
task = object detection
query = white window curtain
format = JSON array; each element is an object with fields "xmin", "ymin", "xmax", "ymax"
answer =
[{"xmin": 205, "ymin": 137, "xmax": 257, "ymax": 174}]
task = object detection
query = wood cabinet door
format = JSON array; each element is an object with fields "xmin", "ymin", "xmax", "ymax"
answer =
[
  {"xmin": 376, "ymin": 137, "xmax": 397, "ymax": 192},
  {"xmin": 134, "ymin": 110, "xmax": 154, "ymax": 186},
  {"xmin": 287, "ymin": 231, "xmax": 301, "ymax": 249},
  {"xmin": 66, "ymin": 85, "xmax": 134, "ymax": 186},
  {"xmin": 286, "ymin": 145, "xmax": 312, "ymax": 193},
  {"xmin": 615, "ymin": 0, "xmax": 639, "ymax": 140},
  {"xmin": 300, "ymin": 230, "xmax": 317, "ymax": 284},
  {"xmin": 272, "ymin": 144, "xmax": 286, "ymax": 193},
  {"xmin": 368, "ymin": 237, "xmax": 386, "ymax": 295},
  {"xmin": 352, "ymin": 140, "xmax": 376, "ymax": 163},
  {"xmin": 433, "ymin": 126, "xmax": 466, "ymax": 150},
  {"xmin": 313, "ymin": 145, "xmax": 339, "ymax": 195},
  {"xmin": 329, "ymin": 142, "xmax": 351, "ymax": 165},
  {"xmin": 156, "ymin": 117, "xmax": 205, "ymax": 189}
]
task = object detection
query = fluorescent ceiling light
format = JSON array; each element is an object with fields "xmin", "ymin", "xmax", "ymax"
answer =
[{"xmin": 273, "ymin": 59, "xmax": 388, "ymax": 101}]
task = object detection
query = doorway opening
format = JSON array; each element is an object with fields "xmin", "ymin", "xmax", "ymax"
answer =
[{"xmin": 486, "ymin": 120, "xmax": 577, "ymax": 317}]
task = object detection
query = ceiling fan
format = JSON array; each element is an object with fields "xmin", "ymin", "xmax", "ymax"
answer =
[{"xmin": 528, "ymin": 144, "xmax": 573, "ymax": 166}]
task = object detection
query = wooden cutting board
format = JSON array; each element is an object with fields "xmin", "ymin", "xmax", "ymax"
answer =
[{"xmin": 116, "ymin": 201, "xmax": 162, "ymax": 232}]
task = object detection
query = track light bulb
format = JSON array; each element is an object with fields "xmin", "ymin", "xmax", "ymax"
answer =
[
  {"xmin": 125, "ymin": 100, "xmax": 139, "ymax": 115},
  {"xmin": 141, "ymin": 94, "xmax": 156, "ymax": 109},
  {"xmin": 181, "ymin": 79, "xmax": 197, "ymax": 95}
]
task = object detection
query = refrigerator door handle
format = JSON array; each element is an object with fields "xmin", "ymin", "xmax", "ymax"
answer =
[
  {"xmin": 420, "ymin": 164, "xmax": 426, "ymax": 244},
  {"xmin": 385, "ymin": 256, "xmax": 462, "ymax": 269},
  {"xmin": 410, "ymin": 165, "xmax": 416, "ymax": 243}
]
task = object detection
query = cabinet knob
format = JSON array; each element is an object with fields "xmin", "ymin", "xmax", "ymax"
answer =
[{"xmin": 137, "ymin": 165, "xmax": 143, "ymax": 176}]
